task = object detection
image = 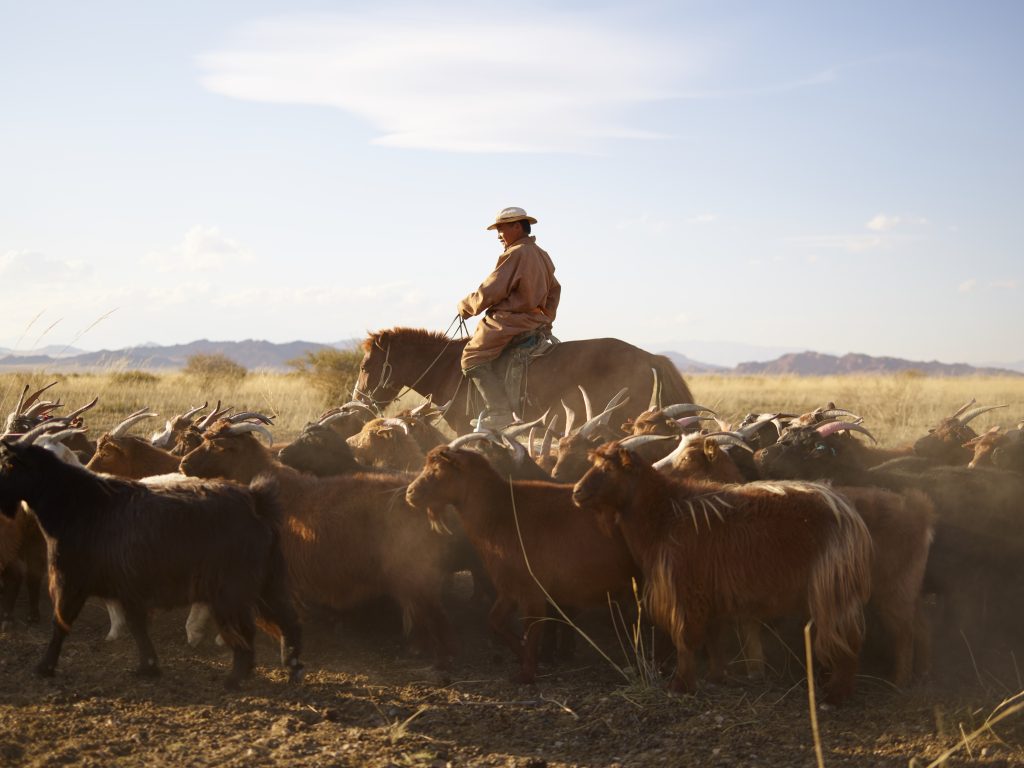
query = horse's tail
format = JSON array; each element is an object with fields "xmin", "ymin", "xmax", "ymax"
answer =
[
  {"xmin": 652, "ymin": 354, "xmax": 695, "ymax": 406},
  {"xmin": 806, "ymin": 484, "xmax": 873, "ymax": 668}
]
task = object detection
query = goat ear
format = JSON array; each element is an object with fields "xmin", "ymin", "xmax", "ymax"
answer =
[{"xmin": 704, "ymin": 441, "xmax": 720, "ymax": 462}]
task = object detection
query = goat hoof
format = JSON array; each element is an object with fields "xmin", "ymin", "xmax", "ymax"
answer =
[
  {"xmin": 34, "ymin": 664, "xmax": 55, "ymax": 678},
  {"xmin": 288, "ymin": 665, "xmax": 306, "ymax": 685},
  {"xmin": 223, "ymin": 676, "xmax": 242, "ymax": 691}
]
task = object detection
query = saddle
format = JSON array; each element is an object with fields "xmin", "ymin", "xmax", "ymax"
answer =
[{"xmin": 497, "ymin": 329, "xmax": 560, "ymax": 417}]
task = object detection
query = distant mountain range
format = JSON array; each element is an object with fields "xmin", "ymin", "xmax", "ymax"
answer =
[
  {"xmin": 734, "ymin": 351, "xmax": 1021, "ymax": 377},
  {"xmin": 0, "ymin": 340, "xmax": 1019, "ymax": 377}
]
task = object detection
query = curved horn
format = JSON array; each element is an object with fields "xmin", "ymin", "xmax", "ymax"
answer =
[
  {"xmin": 501, "ymin": 434, "xmax": 529, "ymax": 465},
  {"xmin": 381, "ymin": 418, "xmax": 411, "ymax": 434},
  {"xmin": 110, "ymin": 409, "xmax": 158, "ymax": 438},
  {"xmin": 21, "ymin": 381, "xmax": 59, "ymax": 413},
  {"xmin": 224, "ymin": 422, "xmax": 274, "ymax": 446},
  {"xmin": 958, "ymin": 404, "xmax": 1008, "ymax": 426},
  {"xmin": 816, "ymin": 407, "xmax": 861, "ymax": 421},
  {"xmin": 651, "ymin": 434, "xmax": 694, "ymax": 470},
  {"xmin": 675, "ymin": 415, "xmax": 716, "ymax": 431},
  {"xmin": 473, "ymin": 411, "xmax": 487, "ymax": 434},
  {"xmin": 661, "ymin": 403, "xmax": 719, "ymax": 419},
  {"xmin": 13, "ymin": 384, "xmax": 29, "ymax": 416},
  {"xmin": 561, "ymin": 401, "xmax": 576, "ymax": 437},
  {"xmin": 24, "ymin": 399, "xmax": 63, "ymax": 419},
  {"xmin": 816, "ymin": 420, "xmax": 878, "ymax": 443},
  {"xmin": 649, "ymin": 367, "xmax": 662, "ymax": 410},
  {"xmin": 196, "ymin": 401, "xmax": 226, "ymax": 430},
  {"xmin": 409, "ymin": 395, "xmax": 434, "ymax": 417},
  {"xmin": 541, "ymin": 413, "xmax": 560, "ymax": 458},
  {"xmin": 17, "ymin": 418, "xmax": 71, "ymax": 445},
  {"xmin": 227, "ymin": 412, "xmax": 275, "ymax": 425},
  {"xmin": 952, "ymin": 398, "xmax": 977, "ymax": 419},
  {"xmin": 448, "ymin": 432, "xmax": 498, "ymax": 450},
  {"xmin": 318, "ymin": 410, "xmax": 357, "ymax": 427},
  {"xmin": 619, "ymin": 434, "xmax": 676, "ymax": 451},
  {"xmin": 502, "ymin": 410, "xmax": 549, "ymax": 439},
  {"xmin": 65, "ymin": 397, "xmax": 99, "ymax": 422},
  {"xmin": 527, "ymin": 426, "xmax": 537, "ymax": 459},
  {"xmin": 35, "ymin": 428, "xmax": 88, "ymax": 447},
  {"xmin": 340, "ymin": 401, "xmax": 379, "ymax": 420},
  {"xmin": 703, "ymin": 431, "xmax": 755, "ymax": 453},
  {"xmin": 578, "ymin": 396, "xmax": 632, "ymax": 440},
  {"xmin": 181, "ymin": 401, "xmax": 209, "ymax": 421},
  {"xmin": 578, "ymin": 386, "xmax": 593, "ymax": 423}
]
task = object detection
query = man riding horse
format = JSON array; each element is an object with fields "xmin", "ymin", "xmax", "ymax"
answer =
[{"xmin": 457, "ymin": 206, "xmax": 560, "ymax": 429}]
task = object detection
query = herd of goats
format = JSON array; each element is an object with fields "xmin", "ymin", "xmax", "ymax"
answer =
[{"xmin": 1, "ymin": 377, "xmax": 1023, "ymax": 706}]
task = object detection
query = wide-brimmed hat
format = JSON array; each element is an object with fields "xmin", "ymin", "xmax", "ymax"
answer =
[{"xmin": 486, "ymin": 206, "xmax": 538, "ymax": 230}]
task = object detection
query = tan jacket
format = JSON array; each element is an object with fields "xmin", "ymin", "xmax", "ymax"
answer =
[{"xmin": 459, "ymin": 235, "xmax": 560, "ymax": 370}]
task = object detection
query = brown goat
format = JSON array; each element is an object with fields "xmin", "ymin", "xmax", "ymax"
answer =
[
  {"xmin": 661, "ymin": 433, "xmax": 934, "ymax": 685},
  {"xmin": 573, "ymin": 443, "xmax": 873, "ymax": 705},
  {"xmin": 346, "ymin": 418, "xmax": 426, "ymax": 472},
  {"xmin": 406, "ymin": 446, "xmax": 639, "ymax": 683},
  {"xmin": 87, "ymin": 434, "xmax": 181, "ymax": 479},
  {"xmin": 179, "ymin": 421, "xmax": 453, "ymax": 667},
  {"xmin": 0, "ymin": 502, "xmax": 46, "ymax": 628}
]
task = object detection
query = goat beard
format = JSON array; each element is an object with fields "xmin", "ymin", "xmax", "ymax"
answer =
[{"xmin": 426, "ymin": 507, "xmax": 453, "ymax": 535}]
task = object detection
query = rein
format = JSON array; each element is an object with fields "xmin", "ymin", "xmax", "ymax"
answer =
[{"xmin": 356, "ymin": 315, "xmax": 469, "ymax": 411}]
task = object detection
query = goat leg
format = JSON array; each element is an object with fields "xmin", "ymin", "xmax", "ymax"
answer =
[
  {"xmin": 36, "ymin": 588, "xmax": 87, "ymax": 677},
  {"xmin": 122, "ymin": 601, "xmax": 161, "ymax": 678}
]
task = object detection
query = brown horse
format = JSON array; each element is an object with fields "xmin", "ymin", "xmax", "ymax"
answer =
[{"xmin": 354, "ymin": 327, "xmax": 694, "ymax": 435}]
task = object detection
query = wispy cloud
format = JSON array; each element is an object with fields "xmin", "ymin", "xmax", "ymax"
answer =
[
  {"xmin": 0, "ymin": 250, "xmax": 91, "ymax": 283},
  {"xmin": 786, "ymin": 234, "xmax": 885, "ymax": 253},
  {"xmin": 958, "ymin": 278, "xmax": 977, "ymax": 293},
  {"xmin": 198, "ymin": 10, "xmax": 697, "ymax": 153},
  {"xmin": 145, "ymin": 226, "xmax": 254, "ymax": 273},
  {"xmin": 866, "ymin": 214, "xmax": 901, "ymax": 232}
]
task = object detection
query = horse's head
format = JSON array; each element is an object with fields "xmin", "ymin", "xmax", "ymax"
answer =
[{"xmin": 354, "ymin": 332, "xmax": 402, "ymax": 407}]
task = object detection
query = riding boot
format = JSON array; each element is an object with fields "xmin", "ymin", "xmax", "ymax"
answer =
[{"xmin": 464, "ymin": 363, "xmax": 516, "ymax": 430}]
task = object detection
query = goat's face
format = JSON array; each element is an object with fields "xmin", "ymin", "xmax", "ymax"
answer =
[
  {"xmin": 346, "ymin": 420, "xmax": 423, "ymax": 471},
  {"xmin": 179, "ymin": 431, "xmax": 265, "ymax": 483},
  {"xmin": 963, "ymin": 428, "xmax": 1005, "ymax": 469},
  {"xmin": 754, "ymin": 427, "xmax": 846, "ymax": 481},
  {"xmin": 405, "ymin": 447, "xmax": 467, "ymax": 511},
  {"xmin": 279, "ymin": 423, "xmax": 357, "ymax": 477},
  {"xmin": 85, "ymin": 435, "xmax": 129, "ymax": 474},
  {"xmin": 172, "ymin": 427, "xmax": 205, "ymax": 457},
  {"xmin": 670, "ymin": 439, "xmax": 744, "ymax": 484},
  {"xmin": 914, "ymin": 417, "xmax": 977, "ymax": 464},
  {"xmin": 572, "ymin": 443, "xmax": 636, "ymax": 510},
  {"xmin": 551, "ymin": 433, "xmax": 595, "ymax": 482},
  {"xmin": 0, "ymin": 442, "xmax": 47, "ymax": 517}
]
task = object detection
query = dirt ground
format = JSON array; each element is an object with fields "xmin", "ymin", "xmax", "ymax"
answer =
[{"xmin": 1, "ymin": 587, "xmax": 1022, "ymax": 768}]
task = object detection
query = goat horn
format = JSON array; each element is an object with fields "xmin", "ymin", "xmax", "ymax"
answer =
[
  {"xmin": 603, "ymin": 387, "xmax": 630, "ymax": 413},
  {"xmin": 181, "ymin": 402, "xmax": 208, "ymax": 421},
  {"xmin": 703, "ymin": 431, "xmax": 755, "ymax": 453},
  {"xmin": 501, "ymin": 434, "xmax": 529, "ymax": 465},
  {"xmin": 448, "ymin": 432, "xmax": 498, "ymax": 450},
  {"xmin": 527, "ymin": 426, "xmax": 536, "ymax": 459},
  {"xmin": 227, "ymin": 412, "xmax": 275, "ymax": 425},
  {"xmin": 578, "ymin": 396, "xmax": 632, "ymax": 440},
  {"xmin": 502, "ymin": 410, "xmax": 550, "ymax": 439},
  {"xmin": 23, "ymin": 399, "xmax": 63, "ymax": 419},
  {"xmin": 958, "ymin": 404, "xmax": 1008, "ymax": 426},
  {"xmin": 561, "ymin": 401, "xmax": 576, "ymax": 438},
  {"xmin": 661, "ymin": 403, "xmax": 719, "ymax": 419},
  {"xmin": 318, "ymin": 411, "xmax": 356, "ymax": 427},
  {"xmin": 381, "ymin": 418, "xmax": 411, "ymax": 434},
  {"xmin": 65, "ymin": 397, "xmax": 99, "ymax": 421},
  {"xmin": 340, "ymin": 401, "xmax": 379, "ymax": 419},
  {"xmin": 17, "ymin": 418, "xmax": 71, "ymax": 445},
  {"xmin": 13, "ymin": 384, "xmax": 29, "ymax": 416},
  {"xmin": 619, "ymin": 434, "xmax": 676, "ymax": 450},
  {"xmin": 196, "ymin": 401, "xmax": 225, "ymax": 430},
  {"xmin": 541, "ymin": 413, "xmax": 560, "ymax": 458},
  {"xmin": 110, "ymin": 410, "xmax": 158, "ymax": 438},
  {"xmin": 816, "ymin": 407, "xmax": 861, "ymax": 421},
  {"xmin": 815, "ymin": 420, "xmax": 878, "ymax": 443},
  {"xmin": 649, "ymin": 367, "xmax": 662, "ymax": 410},
  {"xmin": 676, "ymin": 415, "xmax": 717, "ymax": 431},
  {"xmin": 224, "ymin": 422, "xmax": 274, "ymax": 446},
  {"xmin": 20, "ymin": 381, "xmax": 59, "ymax": 414},
  {"xmin": 952, "ymin": 398, "xmax": 977, "ymax": 419},
  {"xmin": 473, "ymin": 411, "xmax": 487, "ymax": 434},
  {"xmin": 578, "ymin": 385, "xmax": 593, "ymax": 423},
  {"xmin": 35, "ymin": 428, "xmax": 88, "ymax": 447}
]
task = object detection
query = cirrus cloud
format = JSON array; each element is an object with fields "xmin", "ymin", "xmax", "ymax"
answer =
[{"xmin": 198, "ymin": 10, "xmax": 698, "ymax": 153}]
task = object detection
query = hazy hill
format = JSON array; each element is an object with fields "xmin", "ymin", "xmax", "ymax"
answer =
[
  {"xmin": 735, "ymin": 351, "xmax": 1021, "ymax": 377},
  {"xmin": 658, "ymin": 351, "xmax": 729, "ymax": 373}
]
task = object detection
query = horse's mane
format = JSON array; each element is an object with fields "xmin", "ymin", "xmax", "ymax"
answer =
[{"xmin": 361, "ymin": 327, "xmax": 457, "ymax": 353}]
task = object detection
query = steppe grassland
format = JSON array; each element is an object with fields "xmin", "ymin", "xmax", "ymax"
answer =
[{"xmin": 1, "ymin": 370, "xmax": 1022, "ymax": 445}]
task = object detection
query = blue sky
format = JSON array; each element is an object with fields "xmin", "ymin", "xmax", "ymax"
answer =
[{"xmin": 1, "ymin": 1, "xmax": 1021, "ymax": 366}]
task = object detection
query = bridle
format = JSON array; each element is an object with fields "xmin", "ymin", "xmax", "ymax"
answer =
[{"xmin": 353, "ymin": 315, "xmax": 470, "ymax": 411}]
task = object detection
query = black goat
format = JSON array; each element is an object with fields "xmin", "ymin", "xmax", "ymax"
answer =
[{"xmin": 0, "ymin": 440, "xmax": 303, "ymax": 688}]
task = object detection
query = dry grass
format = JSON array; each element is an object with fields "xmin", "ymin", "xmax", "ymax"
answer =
[{"xmin": 2, "ymin": 370, "xmax": 1022, "ymax": 443}]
